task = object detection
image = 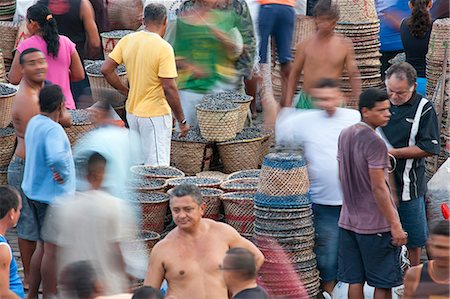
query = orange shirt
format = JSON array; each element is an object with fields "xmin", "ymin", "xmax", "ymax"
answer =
[{"xmin": 258, "ymin": 0, "xmax": 295, "ymax": 7}]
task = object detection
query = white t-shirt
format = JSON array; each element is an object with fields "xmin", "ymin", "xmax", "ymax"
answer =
[{"xmin": 276, "ymin": 108, "xmax": 361, "ymax": 205}]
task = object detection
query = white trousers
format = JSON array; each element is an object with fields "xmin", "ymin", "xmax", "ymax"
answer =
[{"xmin": 126, "ymin": 112, "xmax": 172, "ymax": 166}]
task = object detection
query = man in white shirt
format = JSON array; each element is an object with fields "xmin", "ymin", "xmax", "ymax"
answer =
[{"xmin": 275, "ymin": 78, "xmax": 360, "ymax": 295}]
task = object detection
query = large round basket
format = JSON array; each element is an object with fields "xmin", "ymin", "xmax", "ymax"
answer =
[
  {"xmin": 64, "ymin": 109, "xmax": 95, "ymax": 146},
  {"xmin": 217, "ymin": 137, "xmax": 265, "ymax": 174},
  {"xmin": 167, "ymin": 177, "xmax": 222, "ymax": 188},
  {"xmin": 0, "ymin": 21, "xmax": 19, "ymax": 61},
  {"xmin": 0, "ymin": 83, "xmax": 17, "ymax": 128},
  {"xmin": 130, "ymin": 165, "xmax": 185, "ymax": 179},
  {"xmin": 226, "ymin": 169, "xmax": 261, "ymax": 180},
  {"xmin": 196, "ymin": 171, "xmax": 228, "ymax": 181},
  {"xmin": 221, "ymin": 192, "xmax": 255, "ymax": 235},
  {"xmin": 86, "ymin": 62, "xmax": 128, "ymax": 104},
  {"xmin": 0, "ymin": 167, "xmax": 7, "ymax": 185},
  {"xmin": 122, "ymin": 230, "xmax": 160, "ymax": 257},
  {"xmin": 132, "ymin": 192, "xmax": 170, "ymax": 234},
  {"xmin": 220, "ymin": 178, "xmax": 259, "ymax": 193},
  {"xmin": 200, "ymin": 188, "xmax": 224, "ymax": 220},
  {"xmin": 196, "ymin": 106, "xmax": 240, "ymax": 142},
  {"xmin": 127, "ymin": 178, "xmax": 167, "ymax": 193},
  {"xmin": 227, "ymin": 94, "xmax": 253, "ymax": 133},
  {"xmin": 100, "ymin": 30, "xmax": 135, "ymax": 57},
  {"xmin": 0, "ymin": 127, "xmax": 15, "ymax": 168},
  {"xmin": 170, "ymin": 140, "xmax": 213, "ymax": 175},
  {"xmin": 108, "ymin": 0, "xmax": 143, "ymax": 31}
]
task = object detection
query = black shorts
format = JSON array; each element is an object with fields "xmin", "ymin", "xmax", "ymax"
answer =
[{"xmin": 337, "ymin": 228, "xmax": 403, "ymax": 289}]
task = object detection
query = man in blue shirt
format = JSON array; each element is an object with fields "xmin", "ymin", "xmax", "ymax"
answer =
[{"xmin": 22, "ymin": 84, "xmax": 76, "ymax": 299}]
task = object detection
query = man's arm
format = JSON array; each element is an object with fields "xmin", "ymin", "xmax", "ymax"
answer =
[
  {"xmin": 160, "ymin": 77, "xmax": 189, "ymax": 136},
  {"xmin": 389, "ymin": 146, "xmax": 433, "ymax": 159},
  {"xmin": 80, "ymin": 0, "xmax": 101, "ymax": 53},
  {"xmin": 343, "ymin": 38, "xmax": 361, "ymax": 101},
  {"xmin": 369, "ymin": 168, "xmax": 407, "ymax": 246},
  {"xmin": 0, "ymin": 246, "xmax": 21, "ymax": 299},
  {"xmin": 402, "ymin": 266, "xmax": 421, "ymax": 299},
  {"xmin": 45, "ymin": 127, "xmax": 73, "ymax": 183},
  {"xmin": 144, "ymin": 243, "xmax": 166, "ymax": 289},
  {"xmin": 225, "ymin": 224, "xmax": 264, "ymax": 270},
  {"xmin": 281, "ymin": 41, "xmax": 306, "ymax": 108},
  {"xmin": 101, "ymin": 58, "xmax": 129, "ymax": 96}
]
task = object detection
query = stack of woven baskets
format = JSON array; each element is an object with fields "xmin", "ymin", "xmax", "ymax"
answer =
[
  {"xmin": 0, "ymin": 0, "xmax": 15, "ymax": 21},
  {"xmin": 0, "ymin": 21, "xmax": 19, "ymax": 71},
  {"xmin": 100, "ymin": 30, "xmax": 134, "ymax": 57},
  {"xmin": 424, "ymin": 18, "xmax": 450, "ymax": 178},
  {"xmin": 0, "ymin": 83, "xmax": 17, "ymax": 128},
  {"xmin": 334, "ymin": 0, "xmax": 383, "ymax": 108},
  {"xmin": 64, "ymin": 109, "xmax": 95, "ymax": 147},
  {"xmin": 254, "ymin": 153, "xmax": 320, "ymax": 297}
]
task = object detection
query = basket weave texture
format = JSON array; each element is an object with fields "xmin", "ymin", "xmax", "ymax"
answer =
[
  {"xmin": 222, "ymin": 192, "xmax": 255, "ymax": 235},
  {"xmin": 170, "ymin": 140, "xmax": 213, "ymax": 175},
  {"xmin": 196, "ymin": 106, "xmax": 240, "ymax": 142},
  {"xmin": 201, "ymin": 188, "xmax": 224, "ymax": 220},
  {"xmin": 63, "ymin": 110, "xmax": 95, "ymax": 146},
  {"xmin": 86, "ymin": 66, "xmax": 128, "ymax": 104},
  {"xmin": 0, "ymin": 21, "xmax": 18, "ymax": 60},
  {"xmin": 218, "ymin": 137, "xmax": 264, "ymax": 174},
  {"xmin": 0, "ymin": 83, "xmax": 17, "ymax": 128},
  {"xmin": 0, "ymin": 127, "xmax": 15, "ymax": 168},
  {"xmin": 135, "ymin": 192, "xmax": 169, "ymax": 234}
]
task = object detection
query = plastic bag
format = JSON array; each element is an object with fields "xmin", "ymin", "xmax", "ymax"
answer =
[{"xmin": 426, "ymin": 158, "xmax": 450, "ymax": 229}]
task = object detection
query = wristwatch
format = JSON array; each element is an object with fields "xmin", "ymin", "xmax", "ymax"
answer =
[{"xmin": 180, "ymin": 119, "xmax": 187, "ymax": 125}]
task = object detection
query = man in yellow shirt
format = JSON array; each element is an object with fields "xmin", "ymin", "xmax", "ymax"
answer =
[{"xmin": 102, "ymin": 3, "xmax": 189, "ymax": 166}]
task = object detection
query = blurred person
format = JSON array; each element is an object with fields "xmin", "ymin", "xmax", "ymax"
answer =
[
  {"xmin": 131, "ymin": 287, "xmax": 163, "ymax": 299},
  {"xmin": 167, "ymin": 0, "xmax": 244, "ymax": 126},
  {"xmin": 258, "ymin": 0, "xmax": 295, "ymax": 102},
  {"xmin": 276, "ymin": 78, "xmax": 360, "ymax": 295},
  {"xmin": 282, "ymin": 0, "xmax": 360, "ymax": 109},
  {"xmin": 0, "ymin": 186, "xmax": 25, "ymax": 299},
  {"xmin": 402, "ymin": 221, "xmax": 450, "ymax": 299},
  {"xmin": 400, "ymin": 0, "xmax": 433, "ymax": 96},
  {"xmin": 8, "ymin": 3, "xmax": 85, "ymax": 110},
  {"xmin": 375, "ymin": 0, "xmax": 410, "ymax": 78},
  {"xmin": 430, "ymin": 0, "xmax": 449, "ymax": 20},
  {"xmin": 22, "ymin": 84, "xmax": 76, "ymax": 299},
  {"xmin": 44, "ymin": 151, "xmax": 137, "ymax": 295},
  {"xmin": 144, "ymin": 184, "xmax": 264, "ymax": 299},
  {"xmin": 102, "ymin": 3, "xmax": 189, "ymax": 166},
  {"xmin": 221, "ymin": 247, "xmax": 269, "ymax": 299},
  {"xmin": 337, "ymin": 88, "xmax": 408, "ymax": 299},
  {"xmin": 381, "ymin": 62, "xmax": 440, "ymax": 266}
]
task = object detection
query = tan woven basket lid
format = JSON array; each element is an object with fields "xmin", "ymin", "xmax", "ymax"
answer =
[{"xmin": 333, "ymin": 0, "xmax": 379, "ymax": 23}]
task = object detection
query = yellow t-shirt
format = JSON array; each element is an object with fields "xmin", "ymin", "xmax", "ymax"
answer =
[{"xmin": 109, "ymin": 31, "xmax": 177, "ymax": 118}]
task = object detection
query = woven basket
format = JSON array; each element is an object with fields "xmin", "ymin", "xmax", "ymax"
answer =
[
  {"xmin": 196, "ymin": 106, "xmax": 240, "ymax": 142},
  {"xmin": 196, "ymin": 171, "xmax": 228, "ymax": 181},
  {"xmin": 130, "ymin": 165, "xmax": 185, "ymax": 179},
  {"xmin": 133, "ymin": 192, "xmax": 169, "ymax": 233},
  {"xmin": 86, "ymin": 64, "xmax": 128, "ymax": 104},
  {"xmin": 0, "ymin": 83, "xmax": 17, "ymax": 128},
  {"xmin": 235, "ymin": 100, "xmax": 251, "ymax": 133},
  {"xmin": 128, "ymin": 178, "xmax": 167, "ymax": 193},
  {"xmin": 0, "ymin": 127, "xmax": 15, "ymax": 168},
  {"xmin": 292, "ymin": 15, "xmax": 316, "ymax": 47},
  {"xmin": 0, "ymin": 21, "xmax": 19, "ymax": 60},
  {"xmin": 170, "ymin": 140, "xmax": 213, "ymax": 175},
  {"xmin": 254, "ymin": 205, "xmax": 312, "ymax": 220},
  {"xmin": 122, "ymin": 230, "xmax": 160, "ymax": 257},
  {"xmin": 64, "ymin": 109, "xmax": 95, "ymax": 146},
  {"xmin": 222, "ymin": 192, "xmax": 255, "ymax": 235},
  {"xmin": 167, "ymin": 177, "xmax": 222, "ymax": 188},
  {"xmin": 333, "ymin": 0, "xmax": 378, "ymax": 23},
  {"xmin": 108, "ymin": 0, "xmax": 143, "ymax": 31},
  {"xmin": 426, "ymin": 18, "xmax": 450, "ymax": 62},
  {"xmin": 226, "ymin": 169, "xmax": 261, "ymax": 180},
  {"xmin": 0, "ymin": 51, "xmax": 5, "ymax": 82},
  {"xmin": 100, "ymin": 30, "xmax": 135, "ymax": 57},
  {"xmin": 0, "ymin": 166, "xmax": 7, "ymax": 185},
  {"xmin": 255, "ymin": 216, "xmax": 313, "ymax": 231},
  {"xmin": 200, "ymin": 188, "xmax": 224, "ymax": 220},
  {"xmin": 217, "ymin": 136, "xmax": 265, "ymax": 173},
  {"xmin": 220, "ymin": 178, "xmax": 259, "ymax": 193}
]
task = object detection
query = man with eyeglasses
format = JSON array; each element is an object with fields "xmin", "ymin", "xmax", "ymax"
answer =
[{"xmin": 381, "ymin": 62, "xmax": 440, "ymax": 267}]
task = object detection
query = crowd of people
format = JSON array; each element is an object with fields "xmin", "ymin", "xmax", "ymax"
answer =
[{"xmin": 0, "ymin": 0, "xmax": 449, "ymax": 298}]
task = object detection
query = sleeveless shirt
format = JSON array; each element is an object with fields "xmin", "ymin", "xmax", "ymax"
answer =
[
  {"xmin": 0, "ymin": 235, "xmax": 24, "ymax": 298},
  {"xmin": 414, "ymin": 261, "xmax": 450, "ymax": 299}
]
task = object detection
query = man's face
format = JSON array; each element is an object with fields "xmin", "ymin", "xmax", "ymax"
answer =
[
  {"xmin": 315, "ymin": 15, "xmax": 337, "ymax": 34},
  {"xmin": 170, "ymin": 195, "xmax": 205, "ymax": 229},
  {"xmin": 427, "ymin": 234, "xmax": 450, "ymax": 263},
  {"xmin": 310, "ymin": 87, "xmax": 341, "ymax": 115},
  {"xmin": 12, "ymin": 196, "xmax": 22, "ymax": 227},
  {"xmin": 385, "ymin": 75, "xmax": 415, "ymax": 105},
  {"xmin": 21, "ymin": 51, "xmax": 47, "ymax": 83},
  {"xmin": 363, "ymin": 100, "xmax": 391, "ymax": 127}
]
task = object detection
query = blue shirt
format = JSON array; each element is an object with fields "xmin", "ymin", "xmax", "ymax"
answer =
[
  {"xmin": 376, "ymin": 0, "xmax": 410, "ymax": 51},
  {"xmin": 22, "ymin": 114, "xmax": 76, "ymax": 204},
  {"xmin": 0, "ymin": 235, "xmax": 24, "ymax": 298}
]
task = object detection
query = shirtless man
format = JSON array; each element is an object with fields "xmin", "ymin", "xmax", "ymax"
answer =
[
  {"xmin": 144, "ymin": 184, "xmax": 264, "ymax": 299},
  {"xmin": 281, "ymin": 0, "xmax": 361, "ymax": 109},
  {"xmin": 8, "ymin": 48, "xmax": 71, "ymax": 290}
]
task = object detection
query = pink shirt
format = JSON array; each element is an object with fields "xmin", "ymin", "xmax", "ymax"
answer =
[{"xmin": 17, "ymin": 35, "xmax": 76, "ymax": 109}]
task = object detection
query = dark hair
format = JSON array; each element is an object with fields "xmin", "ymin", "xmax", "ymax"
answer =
[
  {"xmin": 87, "ymin": 152, "xmax": 107, "ymax": 178},
  {"xmin": 385, "ymin": 62, "xmax": 417, "ymax": 87},
  {"xmin": 408, "ymin": 0, "xmax": 432, "ymax": 38},
  {"xmin": 430, "ymin": 221, "xmax": 449, "ymax": 237},
  {"xmin": 170, "ymin": 184, "xmax": 203, "ymax": 205},
  {"xmin": 358, "ymin": 88, "xmax": 389, "ymax": 112},
  {"xmin": 61, "ymin": 261, "xmax": 98, "ymax": 299},
  {"xmin": 224, "ymin": 247, "xmax": 256, "ymax": 280},
  {"xmin": 0, "ymin": 186, "xmax": 20, "ymax": 219},
  {"xmin": 39, "ymin": 84, "xmax": 64, "ymax": 113},
  {"xmin": 132, "ymin": 286, "xmax": 164, "ymax": 299},
  {"xmin": 144, "ymin": 3, "xmax": 167, "ymax": 24},
  {"xmin": 27, "ymin": 4, "xmax": 60, "ymax": 58},
  {"xmin": 19, "ymin": 48, "xmax": 43, "ymax": 64},
  {"xmin": 313, "ymin": 0, "xmax": 339, "ymax": 19},
  {"xmin": 314, "ymin": 78, "xmax": 340, "ymax": 89}
]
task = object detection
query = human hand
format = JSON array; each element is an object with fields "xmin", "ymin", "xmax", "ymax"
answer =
[
  {"xmin": 52, "ymin": 170, "xmax": 64, "ymax": 184},
  {"xmin": 391, "ymin": 222, "xmax": 408, "ymax": 246},
  {"xmin": 178, "ymin": 122, "xmax": 190, "ymax": 137},
  {"xmin": 189, "ymin": 64, "xmax": 207, "ymax": 79}
]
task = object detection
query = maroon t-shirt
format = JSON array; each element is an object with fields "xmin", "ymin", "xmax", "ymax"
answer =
[{"xmin": 337, "ymin": 124, "xmax": 394, "ymax": 234}]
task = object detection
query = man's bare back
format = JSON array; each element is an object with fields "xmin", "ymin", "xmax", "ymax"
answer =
[{"xmin": 145, "ymin": 219, "xmax": 261, "ymax": 299}]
